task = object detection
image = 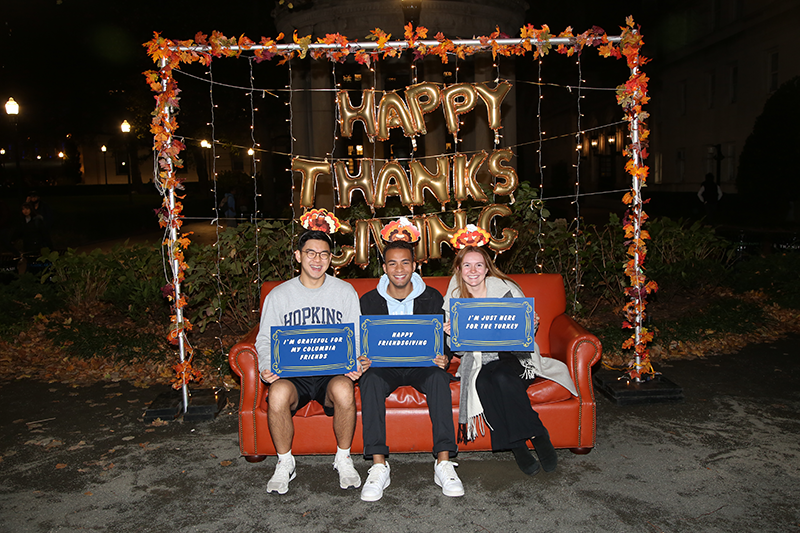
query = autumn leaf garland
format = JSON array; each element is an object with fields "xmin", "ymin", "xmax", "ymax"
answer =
[{"xmin": 144, "ymin": 16, "xmax": 653, "ymax": 385}]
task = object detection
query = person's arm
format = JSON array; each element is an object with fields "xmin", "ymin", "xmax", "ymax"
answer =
[
  {"xmin": 697, "ymin": 186, "xmax": 706, "ymax": 203},
  {"xmin": 255, "ymin": 289, "xmax": 282, "ymax": 382},
  {"xmin": 342, "ymin": 284, "xmax": 368, "ymax": 380}
]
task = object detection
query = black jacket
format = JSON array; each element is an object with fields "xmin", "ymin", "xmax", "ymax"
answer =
[
  {"xmin": 360, "ymin": 283, "xmax": 452, "ymax": 361},
  {"xmin": 359, "ymin": 284, "xmax": 444, "ymax": 315}
]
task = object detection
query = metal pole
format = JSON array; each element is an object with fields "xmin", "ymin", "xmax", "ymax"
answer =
[
  {"xmin": 160, "ymin": 56, "xmax": 190, "ymax": 413},
  {"xmin": 629, "ymin": 64, "xmax": 644, "ymax": 383},
  {"xmin": 173, "ymin": 36, "xmax": 622, "ymax": 53}
]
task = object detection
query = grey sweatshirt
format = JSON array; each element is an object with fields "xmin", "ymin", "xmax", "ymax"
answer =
[{"xmin": 255, "ymin": 274, "xmax": 361, "ymax": 375}]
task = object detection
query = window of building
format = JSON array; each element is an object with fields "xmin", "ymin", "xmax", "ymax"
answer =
[
  {"xmin": 678, "ymin": 80, "xmax": 687, "ymax": 116},
  {"xmin": 723, "ymin": 143, "xmax": 737, "ymax": 182},
  {"xmin": 711, "ymin": 0, "xmax": 722, "ymax": 29},
  {"xmin": 768, "ymin": 51, "xmax": 779, "ymax": 92},
  {"xmin": 653, "ymin": 152, "xmax": 663, "ymax": 184},
  {"xmin": 707, "ymin": 70, "xmax": 716, "ymax": 109},
  {"xmin": 676, "ymin": 149, "xmax": 685, "ymax": 182},
  {"xmin": 705, "ymin": 145, "xmax": 717, "ymax": 175}
]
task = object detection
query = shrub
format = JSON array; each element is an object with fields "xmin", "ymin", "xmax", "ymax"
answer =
[
  {"xmin": 182, "ymin": 220, "xmax": 295, "ymax": 334},
  {"xmin": 0, "ymin": 273, "xmax": 64, "ymax": 336},
  {"xmin": 39, "ymin": 243, "xmax": 168, "ymax": 322}
]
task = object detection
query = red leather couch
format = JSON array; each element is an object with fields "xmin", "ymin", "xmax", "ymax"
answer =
[{"xmin": 228, "ymin": 273, "xmax": 602, "ymax": 461}]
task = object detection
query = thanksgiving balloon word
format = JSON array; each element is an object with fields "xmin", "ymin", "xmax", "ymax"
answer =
[
  {"xmin": 337, "ymin": 81, "xmax": 512, "ymax": 140},
  {"xmin": 294, "ymin": 80, "xmax": 520, "ymax": 267}
]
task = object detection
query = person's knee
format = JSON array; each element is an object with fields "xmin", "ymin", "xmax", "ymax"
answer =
[
  {"xmin": 327, "ymin": 377, "xmax": 355, "ymax": 408},
  {"xmin": 359, "ymin": 371, "xmax": 390, "ymax": 395},
  {"xmin": 267, "ymin": 381, "xmax": 296, "ymax": 412}
]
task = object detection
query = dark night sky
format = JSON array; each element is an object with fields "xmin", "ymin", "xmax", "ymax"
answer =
[
  {"xmin": 1, "ymin": 0, "xmax": 277, "ymax": 138},
  {"xmin": 0, "ymin": 0, "xmax": 656, "ymax": 143}
]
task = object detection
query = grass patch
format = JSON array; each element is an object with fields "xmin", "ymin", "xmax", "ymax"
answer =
[
  {"xmin": 47, "ymin": 320, "xmax": 165, "ymax": 363},
  {"xmin": 727, "ymin": 253, "xmax": 800, "ymax": 309},
  {"xmin": 653, "ymin": 296, "xmax": 771, "ymax": 345},
  {"xmin": 0, "ymin": 274, "xmax": 64, "ymax": 336}
]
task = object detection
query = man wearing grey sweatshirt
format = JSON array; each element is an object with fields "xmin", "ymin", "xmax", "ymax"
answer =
[{"xmin": 255, "ymin": 230, "xmax": 366, "ymax": 495}]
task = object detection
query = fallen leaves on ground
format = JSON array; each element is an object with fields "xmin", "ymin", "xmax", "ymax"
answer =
[
  {"xmin": 0, "ymin": 306, "xmax": 231, "ymax": 388},
  {"xmin": 598, "ymin": 291, "xmax": 800, "ymax": 368}
]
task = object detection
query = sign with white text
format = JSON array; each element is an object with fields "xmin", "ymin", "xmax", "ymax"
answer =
[
  {"xmin": 449, "ymin": 298, "xmax": 535, "ymax": 351},
  {"xmin": 270, "ymin": 323, "xmax": 356, "ymax": 377},
  {"xmin": 360, "ymin": 315, "xmax": 443, "ymax": 367}
]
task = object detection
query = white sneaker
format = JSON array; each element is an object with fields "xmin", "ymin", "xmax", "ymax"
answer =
[
  {"xmin": 267, "ymin": 458, "xmax": 296, "ymax": 495},
  {"xmin": 434, "ymin": 460, "xmax": 464, "ymax": 497},
  {"xmin": 333, "ymin": 454, "xmax": 361, "ymax": 489},
  {"xmin": 360, "ymin": 462, "xmax": 391, "ymax": 502}
]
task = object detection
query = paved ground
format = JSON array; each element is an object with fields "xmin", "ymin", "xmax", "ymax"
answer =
[{"xmin": 1, "ymin": 336, "xmax": 799, "ymax": 533}]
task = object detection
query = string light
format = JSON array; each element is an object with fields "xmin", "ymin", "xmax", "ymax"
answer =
[
  {"xmin": 207, "ymin": 63, "xmax": 226, "ymax": 361},
  {"xmin": 288, "ymin": 61, "xmax": 297, "ymax": 256},
  {"xmin": 248, "ymin": 57, "xmax": 262, "ymax": 291},
  {"xmin": 534, "ymin": 56, "xmax": 545, "ymax": 274},
  {"xmin": 571, "ymin": 55, "xmax": 584, "ymax": 316}
]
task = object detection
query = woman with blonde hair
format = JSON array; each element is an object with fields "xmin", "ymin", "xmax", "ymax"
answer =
[{"xmin": 443, "ymin": 230, "xmax": 577, "ymax": 476}]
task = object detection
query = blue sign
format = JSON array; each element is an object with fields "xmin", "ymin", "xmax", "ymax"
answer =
[
  {"xmin": 270, "ymin": 323, "xmax": 357, "ymax": 377},
  {"xmin": 360, "ymin": 315, "xmax": 443, "ymax": 367},
  {"xmin": 449, "ymin": 298, "xmax": 535, "ymax": 351}
]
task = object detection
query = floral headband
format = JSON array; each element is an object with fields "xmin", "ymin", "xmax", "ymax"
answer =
[
  {"xmin": 450, "ymin": 224, "xmax": 491, "ymax": 249},
  {"xmin": 380, "ymin": 217, "xmax": 421, "ymax": 243},
  {"xmin": 299, "ymin": 208, "xmax": 341, "ymax": 234}
]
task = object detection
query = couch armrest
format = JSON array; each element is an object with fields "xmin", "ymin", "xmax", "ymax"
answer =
[
  {"xmin": 549, "ymin": 313, "xmax": 602, "ymax": 393},
  {"xmin": 228, "ymin": 325, "xmax": 266, "ymax": 411}
]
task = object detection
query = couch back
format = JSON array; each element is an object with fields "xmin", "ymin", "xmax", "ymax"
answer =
[{"xmin": 258, "ymin": 273, "xmax": 566, "ymax": 354}]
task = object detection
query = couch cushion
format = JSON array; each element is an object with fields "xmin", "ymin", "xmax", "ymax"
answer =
[{"xmin": 292, "ymin": 367, "xmax": 573, "ymax": 418}]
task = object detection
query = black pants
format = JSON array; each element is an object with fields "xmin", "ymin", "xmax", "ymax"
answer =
[
  {"xmin": 360, "ymin": 366, "xmax": 457, "ymax": 459},
  {"xmin": 475, "ymin": 356, "xmax": 546, "ymax": 451}
]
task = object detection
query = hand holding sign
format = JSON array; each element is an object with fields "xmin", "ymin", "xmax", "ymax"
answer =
[{"xmin": 449, "ymin": 298, "xmax": 536, "ymax": 351}]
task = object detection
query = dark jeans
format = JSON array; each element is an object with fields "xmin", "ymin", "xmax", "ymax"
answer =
[
  {"xmin": 360, "ymin": 366, "xmax": 457, "ymax": 459},
  {"xmin": 475, "ymin": 356, "xmax": 546, "ymax": 451}
]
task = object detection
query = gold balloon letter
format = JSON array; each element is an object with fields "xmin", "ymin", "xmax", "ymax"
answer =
[
  {"xmin": 331, "ymin": 246, "xmax": 355, "ymax": 268},
  {"xmin": 292, "ymin": 157, "xmax": 332, "ymax": 209},
  {"xmin": 425, "ymin": 211, "xmax": 468, "ymax": 259},
  {"xmin": 410, "ymin": 156, "xmax": 450, "ymax": 206},
  {"xmin": 334, "ymin": 159, "xmax": 375, "ymax": 207},
  {"xmin": 374, "ymin": 161, "xmax": 414, "ymax": 208},
  {"xmin": 406, "ymin": 82, "xmax": 441, "ymax": 135},
  {"xmin": 337, "ymin": 90, "xmax": 376, "ymax": 139},
  {"xmin": 478, "ymin": 204, "xmax": 518, "ymax": 253},
  {"xmin": 354, "ymin": 219, "xmax": 371, "ymax": 267},
  {"xmin": 475, "ymin": 81, "xmax": 512, "ymax": 131},
  {"xmin": 487, "ymin": 149, "xmax": 518, "ymax": 196},
  {"xmin": 453, "ymin": 151, "xmax": 489, "ymax": 203},
  {"xmin": 441, "ymin": 83, "xmax": 478, "ymax": 136},
  {"xmin": 376, "ymin": 92, "xmax": 417, "ymax": 141}
]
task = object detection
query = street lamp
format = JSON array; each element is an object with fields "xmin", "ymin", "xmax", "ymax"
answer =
[
  {"xmin": 401, "ymin": 0, "xmax": 422, "ymax": 27},
  {"xmin": 5, "ymin": 98, "xmax": 19, "ymax": 116},
  {"xmin": 101, "ymin": 145, "xmax": 108, "ymax": 185},
  {"xmin": 121, "ymin": 120, "xmax": 132, "ymax": 200},
  {"xmin": 5, "ymin": 97, "xmax": 21, "ymax": 180}
]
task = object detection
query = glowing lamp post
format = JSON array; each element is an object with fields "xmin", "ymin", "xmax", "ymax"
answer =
[
  {"xmin": 121, "ymin": 120, "xmax": 132, "ymax": 200},
  {"xmin": 101, "ymin": 145, "xmax": 108, "ymax": 185},
  {"xmin": 5, "ymin": 98, "xmax": 21, "ymax": 180}
]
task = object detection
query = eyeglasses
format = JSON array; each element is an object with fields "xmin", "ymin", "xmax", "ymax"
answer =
[{"xmin": 301, "ymin": 249, "xmax": 331, "ymax": 260}]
